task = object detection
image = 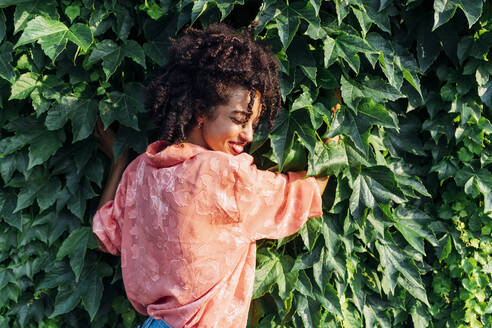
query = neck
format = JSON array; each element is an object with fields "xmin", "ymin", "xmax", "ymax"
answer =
[{"xmin": 183, "ymin": 126, "xmax": 209, "ymax": 149}]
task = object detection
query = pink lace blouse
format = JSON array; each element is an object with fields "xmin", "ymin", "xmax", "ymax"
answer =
[{"xmin": 92, "ymin": 141, "xmax": 322, "ymax": 328}]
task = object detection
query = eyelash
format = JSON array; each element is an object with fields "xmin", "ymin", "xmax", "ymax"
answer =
[
  {"xmin": 231, "ymin": 117, "xmax": 246, "ymax": 125},
  {"xmin": 231, "ymin": 117, "xmax": 258, "ymax": 129}
]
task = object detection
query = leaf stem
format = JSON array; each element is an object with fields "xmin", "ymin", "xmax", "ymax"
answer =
[{"xmin": 73, "ymin": 46, "xmax": 81, "ymax": 66}]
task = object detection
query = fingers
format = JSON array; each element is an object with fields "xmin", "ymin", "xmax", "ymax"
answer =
[
  {"xmin": 331, "ymin": 103, "xmax": 341, "ymax": 117},
  {"xmin": 331, "ymin": 88, "xmax": 342, "ymax": 118},
  {"xmin": 324, "ymin": 135, "xmax": 339, "ymax": 144}
]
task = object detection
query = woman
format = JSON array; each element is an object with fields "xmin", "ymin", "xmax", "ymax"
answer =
[{"xmin": 93, "ymin": 23, "xmax": 330, "ymax": 328}]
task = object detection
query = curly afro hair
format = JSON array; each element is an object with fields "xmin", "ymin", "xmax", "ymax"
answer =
[{"xmin": 146, "ymin": 23, "xmax": 281, "ymax": 143}]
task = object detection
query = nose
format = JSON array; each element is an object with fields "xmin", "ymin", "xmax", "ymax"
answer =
[{"xmin": 241, "ymin": 123, "xmax": 254, "ymax": 143}]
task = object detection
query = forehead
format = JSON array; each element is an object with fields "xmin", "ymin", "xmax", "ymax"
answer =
[{"xmin": 218, "ymin": 87, "xmax": 261, "ymax": 119}]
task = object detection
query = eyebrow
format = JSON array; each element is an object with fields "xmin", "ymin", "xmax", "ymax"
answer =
[{"xmin": 231, "ymin": 110, "xmax": 249, "ymax": 116}]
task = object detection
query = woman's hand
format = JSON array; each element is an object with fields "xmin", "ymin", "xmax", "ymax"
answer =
[{"xmin": 324, "ymin": 88, "xmax": 342, "ymax": 144}]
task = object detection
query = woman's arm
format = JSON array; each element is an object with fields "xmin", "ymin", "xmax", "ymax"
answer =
[
  {"xmin": 97, "ymin": 154, "xmax": 128, "ymax": 209},
  {"xmin": 94, "ymin": 119, "xmax": 129, "ymax": 209}
]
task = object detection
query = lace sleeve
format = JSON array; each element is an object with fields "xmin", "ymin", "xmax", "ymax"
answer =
[
  {"xmin": 92, "ymin": 169, "xmax": 128, "ymax": 255},
  {"xmin": 232, "ymin": 154, "xmax": 323, "ymax": 241}
]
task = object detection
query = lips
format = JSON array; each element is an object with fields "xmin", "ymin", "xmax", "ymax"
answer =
[{"xmin": 229, "ymin": 142, "xmax": 245, "ymax": 155}]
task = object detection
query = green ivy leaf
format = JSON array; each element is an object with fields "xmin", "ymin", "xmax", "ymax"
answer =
[
  {"xmin": 84, "ymin": 156, "xmax": 104, "ymax": 188},
  {"xmin": 144, "ymin": 2, "xmax": 164, "ymax": 20},
  {"xmin": 9, "ymin": 72, "xmax": 39, "ymax": 100},
  {"xmin": 0, "ymin": 9, "xmax": 6, "ymax": 44},
  {"xmin": 438, "ymin": 235, "xmax": 452, "ymax": 261},
  {"xmin": 349, "ymin": 166, "xmax": 406, "ymax": 218},
  {"xmin": 45, "ymin": 96, "xmax": 98, "ymax": 142},
  {"xmin": 478, "ymin": 80, "xmax": 492, "ymax": 109},
  {"xmin": 290, "ymin": 1, "xmax": 320, "ymax": 30},
  {"xmin": 392, "ymin": 206, "xmax": 438, "ymax": 254},
  {"xmin": 295, "ymin": 293, "xmax": 315, "ymax": 327},
  {"xmin": 88, "ymin": 39, "xmax": 124, "ymax": 80},
  {"xmin": 287, "ymin": 39, "xmax": 317, "ymax": 86},
  {"xmin": 123, "ymin": 39, "xmax": 146, "ymax": 69},
  {"xmin": 357, "ymin": 0, "xmax": 392, "ymax": 34},
  {"xmin": 80, "ymin": 271, "xmax": 104, "ymax": 321},
  {"xmin": 433, "ymin": 0, "xmax": 483, "ymax": 30},
  {"xmin": 37, "ymin": 261, "xmax": 74, "ymax": 290},
  {"xmin": 376, "ymin": 240, "xmax": 429, "ymax": 305},
  {"xmin": 69, "ymin": 99, "xmax": 98, "ymax": 142},
  {"xmin": 0, "ymin": 42, "xmax": 16, "ymax": 84},
  {"xmin": 143, "ymin": 36, "xmax": 170, "ymax": 66},
  {"xmin": 276, "ymin": 5, "xmax": 300, "ymax": 50},
  {"xmin": 357, "ymin": 99, "xmax": 399, "ymax": 130},
  {"xmin": 334, "ymin": 0, "xmax": 350, "ymax": 25},
  {"xmin": 307, "ymin": 140, "xmax": 348, "ymax": 177},
  {"xmin": 114, "ymin": 5, "xmax": 133, "ymax": 41},
  {"xmin": 253, "ymin": 249, "xmax": 285, "ymax": 299},
  {"xmin": 326, "ymin": 108, "xmax": 370, "ymax": 156},
  {"xmin": 14, "ymin": 16, "xmax": 93, "ymax": 60},
  {"xmin": 269, "ymin": 109, "xmax": 295, "ymax": 171},
  {"xmin": 417, "ymin": 24, "xmax": 441, "ymax": 73},
  {"xmin": 476, "ymin": 169, "xmax": 492, "ymax": 213},
  {"xmin": 0, "ymin": 0, "xmax": 34, "ymax": 8},
  {"xmin": 15, "ymin": 16, "xmax": 68, "ymax": 48},
  {"xmin": 28, "ymin": 130, "xmax": 65, "ymax": 169},
  {"xmin": 56, "ymin": 227, "xmax": 94, "ymax": 282},
  {"xmin": 0, "ymin": 192, "xmax": 22, "ymax": 230},
  {"xmin": 37, "ymin": 177, "xmax": 62, "ymax": 212},
  {"xmin": 67, "ymin": 23, "xmax": 93, "ymax": 52},
  {"xmin": 64, "ymin": 4, "xmax": 80, "ymax": 23},
  {"xmin": 14, "ymin": 177, "xmax": 46, "ymax": 213},
  {"xmin": 299, "ymin": 217, "xmax": 322, "ymax": 251},
  {"xmin": 99, "ymin": 82, "xmax": 145, "ymax": 130},
  {"xmin": 49, "ymin": 282, "xmax": 82, "ymax": 318},
  {"xmin": 363, "ymin": 300, "xmax": 391, "ymax": 328},
  {"xmin": 191, "ymin": 0, "xmax": 207, "ymax": 25},
  {"xmin": 292, "ymin": 111, "xmax": 316, "ymax": 155},
  {"xmin": 307, "ymin": 25, "xmax": 374, "ymax": 73},
  {"xmin": 253, "ymin": 0, "xmax": 278, "ymax": 36},
  {"xmin": 0, "ymin": 268, "xmax": 13, "ymax": 291},
  {"xmin": 211, "ymin": 0, "xmax": 244, "ymax": 20},
  {"xmin": 142, "ymin": 16, "xmax": 175, "ymax": 66},
  {"xmin": 410, "ymin": 301, "xmax": 431, "ymax": 328}
]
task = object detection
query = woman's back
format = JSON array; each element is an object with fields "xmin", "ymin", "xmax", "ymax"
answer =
[{"xmin": 93, "ymin": 141, "xmax": 322, "ymax": 327}]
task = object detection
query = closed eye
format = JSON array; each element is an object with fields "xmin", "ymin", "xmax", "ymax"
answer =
[{"xmin": 231, "ymin": 117, "xmax": 247, "ymax": 125}]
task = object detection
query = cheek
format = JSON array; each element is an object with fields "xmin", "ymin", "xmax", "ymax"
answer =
[
  {"xmin": 204, "ymin": 125, "xmax": 232, "ymax": 147},
  {"xmin": 209, "ymin": 123, "xmax": 237, "ymax": 142}
]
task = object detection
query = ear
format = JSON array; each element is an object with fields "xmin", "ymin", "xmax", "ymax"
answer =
[{"xmin": 194, "ymin": 114, "xmax": 206, "ymax": 128}]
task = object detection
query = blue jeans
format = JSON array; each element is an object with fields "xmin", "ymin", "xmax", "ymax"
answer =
[{"xmin": 139, "ymin": 317, "xmax": 172, "ymax": 328}]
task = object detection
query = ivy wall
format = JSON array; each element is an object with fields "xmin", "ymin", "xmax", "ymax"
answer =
[{"xmin": 0, "ymin": 0, "xmax": 491, "ymax": 327}]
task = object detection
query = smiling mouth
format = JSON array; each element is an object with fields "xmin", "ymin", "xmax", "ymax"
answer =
[{"xmin": 229, "ymin": 142, "xmax": 245, "ymax": 154}]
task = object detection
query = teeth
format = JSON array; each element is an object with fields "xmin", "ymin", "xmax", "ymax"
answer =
[{"xmin": 230, "ymin": 143, "xmax": 243, "ymax": 154}]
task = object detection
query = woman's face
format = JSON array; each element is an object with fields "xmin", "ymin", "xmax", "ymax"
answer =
[{"xmin": 198, "ymin": 87, "xmax": 261, "ymax": 155}]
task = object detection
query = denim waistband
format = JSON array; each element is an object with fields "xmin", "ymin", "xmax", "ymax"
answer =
[{"xmin": 139, "ymin": 316, "xmax": 172, "ymax": 328}]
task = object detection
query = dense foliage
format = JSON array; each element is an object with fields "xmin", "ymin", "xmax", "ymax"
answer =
[{"xmin": 0, "ymin": 0, "xmax": 491, "ymax": 327}]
